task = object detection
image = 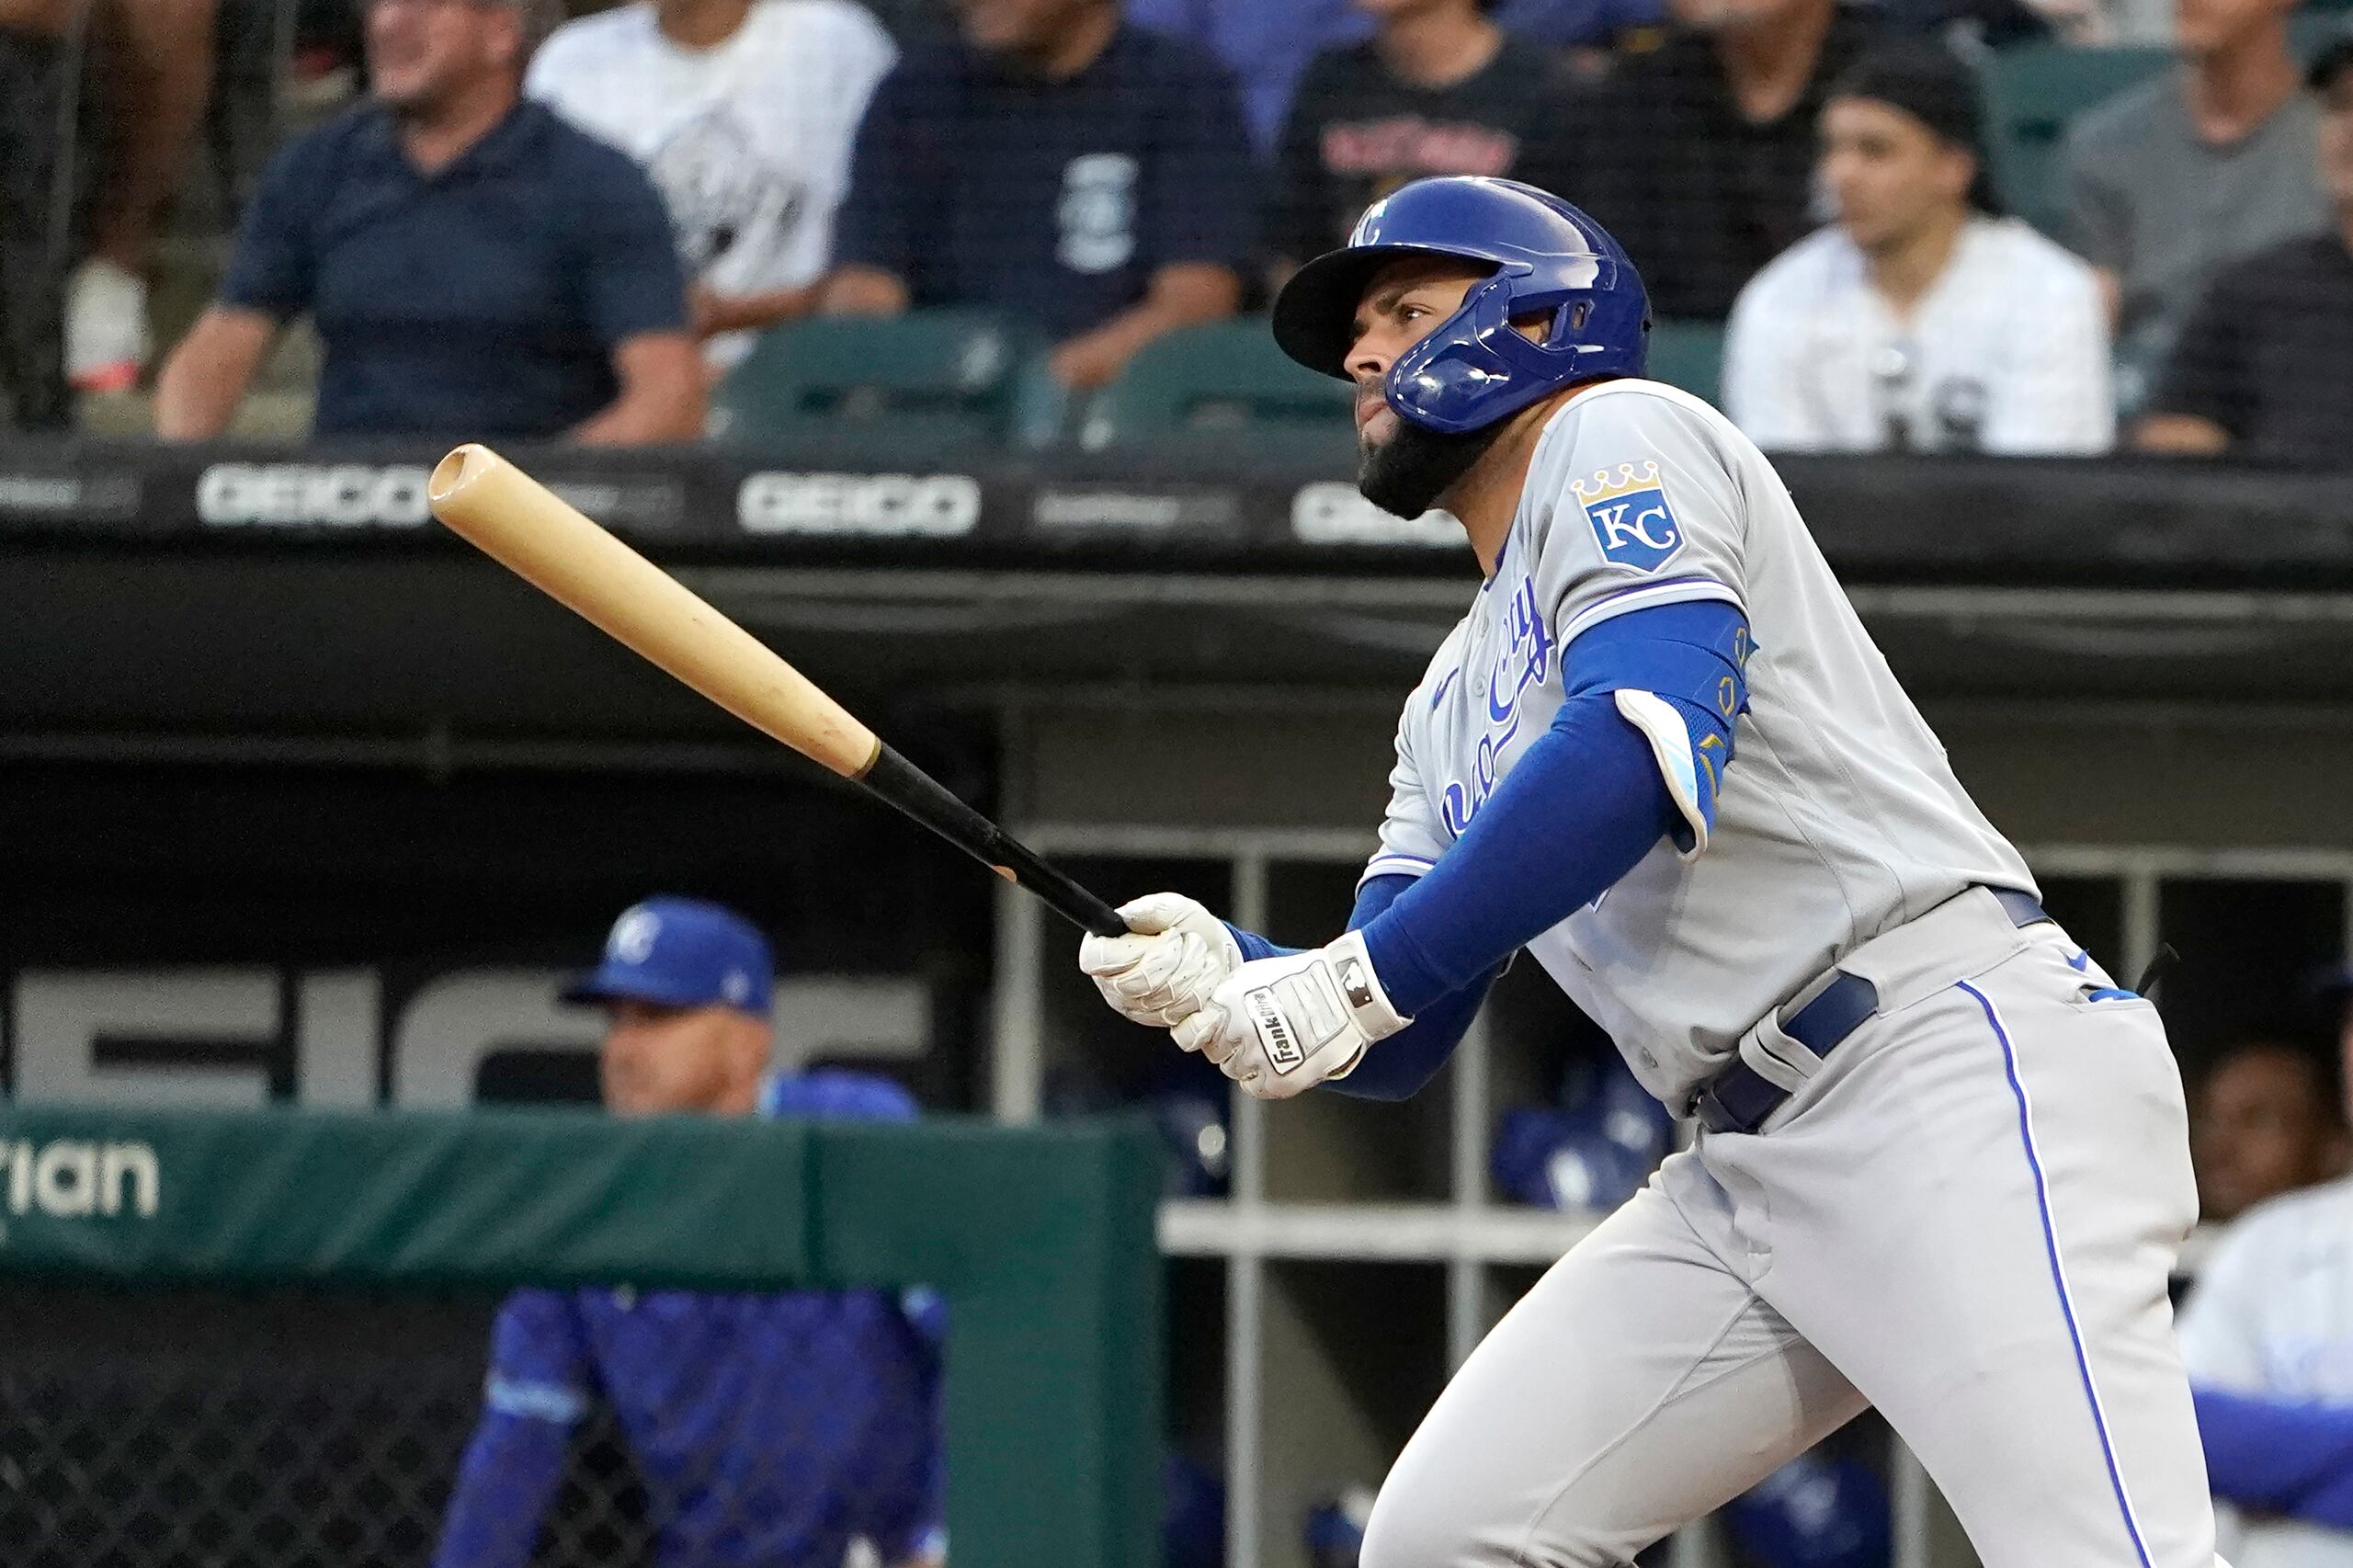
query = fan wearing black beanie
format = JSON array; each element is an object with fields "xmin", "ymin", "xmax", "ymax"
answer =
[{"xmin": 1722, "ymin": 39, "xmax": 2115, "ymax": 454}]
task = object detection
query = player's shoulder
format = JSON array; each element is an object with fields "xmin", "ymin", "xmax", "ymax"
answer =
[
  {"xmin": 2226, "ymin": 1176, "xmax": 2353, "ymax": 1244},
  {"xmin": 2206, "ymin": 1176, "xmax": 2353, "ymax": 1278},
  {"xmin": 1108, "ymin": 20, "xmax": 1242, "ymax": 92},
  {"xmin": 1969, "ymin": 216, "xmax": 2099, "ymax": 287},
  {"xmin": 760, "ymin": 1067, "xmax": 920, "ymax": 1124},
  {"xmin": 532, "ymin": 2, "xmax": 654, "ymax": 75},
  {"xmin": 2065, "ymin": 71, "xmax": 2174, "ymax": 155},
  {"xmin": 1739, "ymin": 224, "xmax": 1855, "ymax": 309},
  {"xmin": 746, "ymin": 0, "xmax": 893, "ymax": 56},
  {"xmin": 1534, "ymin": 377, "xmax": 1747, "ymax": 476}
]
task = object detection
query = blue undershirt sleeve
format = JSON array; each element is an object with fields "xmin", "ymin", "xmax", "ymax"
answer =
[{"xmin": 2194, "ymin": 1386, "xmax": 2353, "ymax": 1525}]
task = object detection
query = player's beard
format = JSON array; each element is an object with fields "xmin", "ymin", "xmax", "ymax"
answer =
[{"xmin": 1357, "ymin": 417, "xmax": 1501, "ymax": 520}]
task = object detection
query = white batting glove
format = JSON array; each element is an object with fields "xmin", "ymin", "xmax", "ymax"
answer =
[
  {"xmin": 1078, "ymin": 892, "xmax": 1245, "ymax": 1028},
  {"xmin": 1173, "ymin": 932, "xmax": 1411, "ymax": 1100}
]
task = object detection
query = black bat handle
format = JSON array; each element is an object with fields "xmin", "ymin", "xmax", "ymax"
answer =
[{"xmin": 862, "ymin": 744, "xmax": 1128, "ymax": 937}]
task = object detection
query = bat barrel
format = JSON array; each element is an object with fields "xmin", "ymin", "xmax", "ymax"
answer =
[{"xmin": 426, "ymin": 444, "xmax": 881, "ymax": 779}]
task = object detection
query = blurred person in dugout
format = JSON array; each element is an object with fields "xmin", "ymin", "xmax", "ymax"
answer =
[
  {"xmin": 1722, "ymin": 40, "xmax": 2113, "ymax": 454},
  {"xmin": 1265, "ymin": 0, "xmax": 1585, "ymax": 289},
  {"xmin": 2136, "ymin": 30, "xmax": 2353, "ymax": 466},
  {"xmin": 153, "ymin": 0, "xmax": 705, "ymax": 442},
  {"xmin": 2061, "ymin": 0, "xmax": 2325, "ymax": 415},
  {"xmin": 526, "ymin": 0, "xmax": 897, "ymax": 380},
  {"xmin": 436, "ymin": 897, "xmax": 946, "ymax": 1568},
  {"xmin": 2188, "ymin": 1035, "xmax": 2346, "ymax": 1225},
  {"xmin": 2175, "ymin": 998, "xmax": 2353, "ymax": 1562},
  {"xmin": 820, "ymin": 0, "xmax": 1256, "ymax": 393}
]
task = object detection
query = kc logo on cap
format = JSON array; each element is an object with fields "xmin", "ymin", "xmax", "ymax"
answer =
[{"xmin": 610, "ymin": 907, "xmax": 662, "ymax": 963}]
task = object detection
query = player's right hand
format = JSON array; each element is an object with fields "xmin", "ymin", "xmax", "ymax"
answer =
[{"xmin": 1078, "ymin": 893, "xmax": 1244, "ymax": 1028}]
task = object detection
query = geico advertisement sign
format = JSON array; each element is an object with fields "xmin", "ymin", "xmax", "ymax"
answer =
[
  {"xmin": 199, "ymin": 463, "xmax": 438, "ymax": 527},
  {"xmin": 738, "ymin": 472, "xmax": 981, "ymax": 537},
  {"xmin": 1, "ymin": 968, "xmax": 932, "ymax": 1109},
  {"xmin": 1290, "ymin": 483, "xmax": 1458, "ymax": 547}
]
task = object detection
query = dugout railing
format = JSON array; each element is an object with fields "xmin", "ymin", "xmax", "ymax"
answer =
[{"xmin": 0, "ymin": 1105, "xmax": 1164, "ymax": 1568}]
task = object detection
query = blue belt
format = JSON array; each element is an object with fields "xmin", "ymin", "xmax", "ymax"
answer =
[{"xmin": 1692, "ymin": 888, "xmax": 2052, "ymax": 1136}]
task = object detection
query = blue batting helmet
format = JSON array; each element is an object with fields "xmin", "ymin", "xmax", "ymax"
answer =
[{"xmin": 1270, "ymin": 176, "xmax": 1650, "ymax": 436}]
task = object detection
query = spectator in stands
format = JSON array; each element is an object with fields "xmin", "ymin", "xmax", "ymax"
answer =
[
  {"xmin": 528, "ymin": 0, "xmax": 896, "ymax": 378},
  {"xmin": 2189, "ymin": 1036, "xmax": 2345, "ymax": 1223},
  {"xmin": 1723, "ymin": 41, "xmax": 2112, "ymax": 454},
  {"xmin": 153, "ymin": 0, "xmax": 703, "ymax": 443},
  {"xmin": 1130, "ymin": 0, "xmax": 1369, "ymax": 151},
  {"xmin": 0, "ymin": 0, "xmax": 76, "ymax": 429},
  {"xmin": 1559, "ymin": 0, "xmax": 1881, "ymax": 320},
  {"xmin": 2175, "ymin": 1011, "xmax": 2353, "ymax": 1559},
  {"xmin": 2061, "ymin": 0, "xmax": 2325, "ymax": 413},
  {"xmin": 823, "ymin": 0, "xmax": 1255, "ymax": 392},
  {"xmin": 1130, "ymin": 0, "xmax": 1662, "ymax": 151},
  {"xmin": 2136, "ymin": 31, "xmax": 2353, "ymax": 465},
  {"xmin": 436, "ymin": 897, "xmax": 944, "ymax": 1568},
  {"xmin": 65, "ymin": 0, "xmax": 222, "ymax": 396},
  {"xmin": 1267, "ymin": 0, "xmax": 1583, "ymax": 284}
]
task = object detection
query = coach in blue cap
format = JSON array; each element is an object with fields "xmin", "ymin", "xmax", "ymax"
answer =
[
  {"xmin": 436, "ymin": 897, "xmax": 945, "ymax": 1568},
  {"xmin": 563, "ymin": 895, "xmax": 779, "ymax": 1118}
]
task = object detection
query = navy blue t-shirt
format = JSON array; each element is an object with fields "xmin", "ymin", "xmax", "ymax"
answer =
[
  {"xmin": 835, "ymin": 27, "xmax": 1257, "ymax": 340},
  {"xmin": 222, "ymin": 100, "xmax": 688, "ymax": 438}
]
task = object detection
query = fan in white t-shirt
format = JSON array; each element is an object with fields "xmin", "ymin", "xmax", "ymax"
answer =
[
  {"xmin": 1722, "ymin": 40, "xmax": 2115, "ymax": 455},
  {"xmin": 529, "ymin": 0, "xmax": 897, "ymax": 370}
]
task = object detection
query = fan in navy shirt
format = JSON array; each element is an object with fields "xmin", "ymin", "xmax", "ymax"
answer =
[
  {"xmin": 434, "ymin": 898, "xmax": 943, "ymax": 1568},
  {"xmin": 824, "ymin": 0, "xmax": 1256, "ymax": 391},
  {"xmin": 153, "ymin": 0, "xmax": 703, "ymax": 444}
]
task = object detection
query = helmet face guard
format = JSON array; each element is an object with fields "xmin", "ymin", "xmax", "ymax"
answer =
[{"xmin": 1270, "ymin": 177, "xmax": 1651, "ymax": 437}]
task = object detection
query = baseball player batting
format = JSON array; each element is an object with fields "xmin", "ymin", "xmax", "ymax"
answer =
[{"xmin": 1081, "ymin": 176, "xmax": 2222, "ymax": 1567}]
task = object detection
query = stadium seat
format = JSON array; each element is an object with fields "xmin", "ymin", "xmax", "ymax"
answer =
[
  {"xmin": 1983, "ymin": 43, "xmax": 2174, "ymax": 235},
  {"xmin": 1077, "ymin": 319, "xmax": 1358, "ymax": 462},
  {"xmin": 710, "ymin": 310, "xmax": 1055, "ymax": 454},
  {"xmin": 1644, "ymin": 319, "xmax": 1724, "ymax": 406}
]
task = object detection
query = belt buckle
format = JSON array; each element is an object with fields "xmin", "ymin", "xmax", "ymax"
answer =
[{"xmin": 1691, "ymin": 1083, "xmax": 1745, "ymax": 1136}]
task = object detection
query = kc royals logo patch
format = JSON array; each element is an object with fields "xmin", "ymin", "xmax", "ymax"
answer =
[{"xmin": 1574, "ymin": 460, "xmax": 1684, "ymax": 574}]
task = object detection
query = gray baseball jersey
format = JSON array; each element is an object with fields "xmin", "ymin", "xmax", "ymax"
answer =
[
  {"xmin": 1364, "ymin": 378, "xmax": 2034, "ymax": 1106},
  {"xmin": 2176, "ymin": 1177, "xmax": 2353, "ymax": 1568}
]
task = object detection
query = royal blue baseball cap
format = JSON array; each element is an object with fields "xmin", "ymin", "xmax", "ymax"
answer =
[{"xmin": 562, "ymin": 896, "xmax": 774, "ymax": 1015}]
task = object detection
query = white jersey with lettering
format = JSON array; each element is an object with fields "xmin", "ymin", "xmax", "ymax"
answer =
[
  {"xmin": 1363, "ymin": 377, "xmax": 2033, "ymax": 1105},
  {"xmin": 2176, "ymin": 1177, "xmax": 2353, "ymax": 1568}
]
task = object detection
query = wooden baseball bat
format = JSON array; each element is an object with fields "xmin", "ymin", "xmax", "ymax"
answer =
[{"xmin": 426, "ymin": 444, "xmax": 1126, "ymax": 938}]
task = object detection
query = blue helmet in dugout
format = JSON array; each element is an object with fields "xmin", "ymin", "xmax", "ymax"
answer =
[{"xmin": 1271, "ymin": 176, "xmax": 1652, "ymax": 437}]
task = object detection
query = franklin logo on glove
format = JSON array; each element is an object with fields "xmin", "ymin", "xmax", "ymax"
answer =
[{"xmin": 1249, "ymin": 989, "xmax": 1305, "ymax": 1072}]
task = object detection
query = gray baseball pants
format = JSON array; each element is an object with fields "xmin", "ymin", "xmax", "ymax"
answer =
[{"xmin": 1363, "ymin": 887, "xmax": 2222, "ymax": 1568}]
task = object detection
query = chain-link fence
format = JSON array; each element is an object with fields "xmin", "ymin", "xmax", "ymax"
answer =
[
  {"xmin": 0, "ymin": 1280, "xmax": 738, "ymax": 1568},
  {"xmin": 0, "ymin": 1277, "xmax": 958, "ymax": 1568}
]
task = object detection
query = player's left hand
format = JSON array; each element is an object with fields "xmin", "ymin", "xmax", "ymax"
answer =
[{"xmin": 1172, "ymin": 932, "xmax": 1412, "ymax": 1100}]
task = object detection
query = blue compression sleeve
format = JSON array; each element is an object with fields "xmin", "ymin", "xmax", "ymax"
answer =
[
  {"xmin": 1356, "ymin": 695, "xmax": 1682, "ymax": 1015},
  {"xmin": 2194, "ymin": 1386, "xmax": 2353, "ymax": 1524}
]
